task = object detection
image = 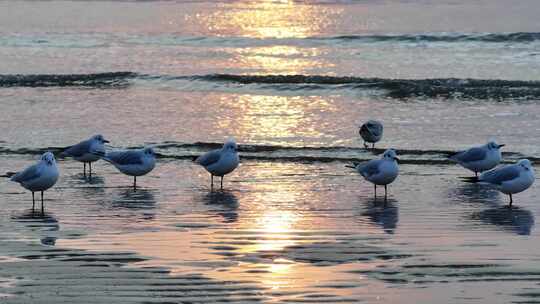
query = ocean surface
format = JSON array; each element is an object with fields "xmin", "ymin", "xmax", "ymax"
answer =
[{"xmin": 1, "ymin": 0, "xmax": 540, "ymax": 303}]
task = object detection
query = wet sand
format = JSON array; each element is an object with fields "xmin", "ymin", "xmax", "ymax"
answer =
[{"xmin": 1, "ymin": 156, "xmax": 539, "ymax": 303}]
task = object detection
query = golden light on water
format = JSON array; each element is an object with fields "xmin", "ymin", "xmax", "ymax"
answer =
[
  {"xmin": 238, "ymin": 209, "xmax": 299, "ymax": 253},
  {"xmin": 193, "ymin": 1, "xmax": 339, "ymax": 74},
  {"xmin": 216, "ymin": 94, "xmax": 334, "ymax": 145},
  {"xmin": 196, "ymin": 1, "xmax": 340, "ymax": 38},
  {"xmin": 233, "ymin": 45, "xmax": 327, "ymax": 75}
]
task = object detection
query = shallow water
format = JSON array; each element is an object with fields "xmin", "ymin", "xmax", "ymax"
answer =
[
  {"xmin": 1, "ymin": 0, "xmax": 540, "ymax": 303},
  {"xmin": 1, "ymin": 157, "xmax": 540, "ymax": 303}
]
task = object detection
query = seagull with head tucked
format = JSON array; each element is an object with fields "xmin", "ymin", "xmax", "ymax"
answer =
[
  {"xmin": 348, "ymin": 149, "xmax": 399, "ymax": 199},
  {"xmin": 449, "ymin": 140, "xmax": 504, "ymax": 177},
  {"xmin": 98, "ymin": 147, "xmax": 156, "ymax": 190},
  {"xmin": 463, "ymin": 159, "xmax": 535, "ymax": 206},
  {"xmin": 62, "ymin": 134, "xmax": 109, "ymax": 178},
  {"xmin": 196, "ymin": 139, "xmax": 239, "ymax": 190},
  {"xmin": 359, "ymin": 120, "xmax": 383, "ymax": 149},
  {"xmin": 9, "ymin": 152, "xmax": 59, "ymax": 214}
]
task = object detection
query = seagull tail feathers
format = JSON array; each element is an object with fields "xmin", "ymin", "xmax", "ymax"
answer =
[
  {"xmin": 91, "ymin": 151, "xmax": 112, "ymax": 163},
  {"xmin": 460, "ymin": 176, "xmax": 480, "ymax": 183},
  {"xmin": 345, "ymin": 161, "xmax": 360, "ymax": 169},
  {"xmin": 1, "ymin": 172, "xmax": 17, "ymax": 179},
  {"xmin": 446, "ymin": 151, "xmax": 460, "ymax": 160},
  {"xmin": 60, "ymin": 147, "xmax": 72, "ymax": 157}
]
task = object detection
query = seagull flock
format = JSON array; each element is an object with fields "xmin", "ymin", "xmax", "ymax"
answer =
[{"xmin": 7, "ymin": 120, "xmax": 536, "ymax": 214}]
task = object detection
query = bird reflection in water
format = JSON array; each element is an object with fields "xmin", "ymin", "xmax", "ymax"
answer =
[
  {"xmin": 471, "ymin": 206, "xmax": 535, "ymax": 235},
  {"xmin": 41, "ymin": 236, "xmax": 56, "ymax": 246},
  {"xmin": 11, "ymin": 209, "xmax": 59, "ymax": 224},
  {"xmin": 85, "ymin": 175, "xmax": 105, "ymax": 186},
  {"xmin": 448, "ymin": 183, "xmax": 500, "ymax": 206},
  {"xmin": 201, "ymin": 190, "xmax": 239, "ymax": 223},
  {"xmin": 452, "ymin": 183, "xmax": 535, "ymax": 235},
  {"xmin": 359, "ymin": 198, "xmax": 399, "ymax": 234},
  {"xmin": 111, "ymin": 188, "xmax": 157, "ymax": 211},
  {"xmin": 450, "ymin": 182, "xmax": 500, "ymax": 205},
  {"xmin": 11, "ymin": 211, "xmax": 59, "ymax": 245},
  {"xmin": 78, "ymin": 175, "xmax": 106, "ymax": 197}
]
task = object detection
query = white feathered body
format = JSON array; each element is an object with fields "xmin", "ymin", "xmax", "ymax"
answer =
[
  {"xmin": 482, "ymin": 167, "xmax": 535, "ymax": 195},
  {"xmin": 459, "ymin": 148, "xmax": 501, "ymax": 173},
  {"xmin": 112, "ymin": 156, "xmax": 155, "ymax": 177},
  {"xmin": 358, "ymin": 159, "xmax": 398, "ymax": 186},
  {"xmin": 73, "ymin": 141, "xmax": 105, "ymax": 163},
  {"xmin": 11, "ymin": 157, "xmax": 59, "ymax": 192},
  {"xmin": 206, "ymin": 152, "xmax": 239, "ymax": 176}
]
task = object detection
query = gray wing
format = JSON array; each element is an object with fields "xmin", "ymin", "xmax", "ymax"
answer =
[
  {"xmin": 357, "ymin": 160, "xmax": 381, "ymax": 178},
  {"xmin": 106, "ymin": 151, "xmax": 143, "ymax": 165},
  {"xmin": 62, "ymin": 140, "xmax": 91, "ymax": 157},
  {"xmin": 360, "ymin": 121, "xmax": 383, "ymax": 140},
  {"xmin": 10, "ymin": 163, "xmax": 41, "ymax": 184},
  {"xmin": 481, "ymin": 165, "xmax": 520, "ymax": 185},
  {"xmin": 451, "ymin": 147, "xmax": 486, "ymax": 163},
  {"xmin": 359, "ymin": 124, "xmax": 372, "ymax": 137},
  {"xmin": 368, "ymin": 122, "xmax": 383, "ymax": 137},
  {"xmin": 196, "ymin": 149, "xmax": 221, "ymax": 167}
]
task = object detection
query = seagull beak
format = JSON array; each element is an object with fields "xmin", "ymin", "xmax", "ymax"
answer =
[
  {"xmin": 498, "ymin": 144, "xmax": 505, "ymax": 148},
  {"xmin": 103, "ymin": 139, "xmax": 110, "ymax": 143},
  {"xmin": 394, "ymin": 156, "xmax": 400, "ymax": 161}
]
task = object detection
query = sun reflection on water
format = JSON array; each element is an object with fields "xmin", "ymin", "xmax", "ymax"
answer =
[
  {"xmin": 216, "ymin": 94, "xmax": 335, "ymax": 145},
  {"xmin": 195, "ymin": 1, "xmax": 341, "ymax": 39},
  {"xmin": 233, "ymin": 45, "xmax": 328, "ymax": 74}
]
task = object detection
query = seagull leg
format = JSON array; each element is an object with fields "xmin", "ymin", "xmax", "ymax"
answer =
[
  {"xmin": 133, "ymin": 176, "xmax": 137, "ymax": 191},
  {"xmin": 220, "ymin": 176, "xmax": 224, "ymax": 190},
  {"xmin": 384, "ymin": 185, "xmax": 388, "ymax": 200},
  {"xmin": 89, "ymin": 162, "xmax": 92, "ymax": 180},
  {"xmin": 374, "ymin": 185, "xmax": 377, "ymax": 198},
  {"xmin": 372, "ymin": 143, "xmax": 375, "ymax": 149},
  {"xmin": 32, "ymin": 192, "xmax": 35, "ymax": 213},
  {"xmin": 475, "ymin": 171, "xmax": 478, "ymax": 178},
  {"xmin": 83, "ymin": 163, "xmax": 87, "ymax": 177},
  {"xmin": 211, "ymin": 175, "xmax": 214, "ymax": 190},
  {"xmin": 364, "ymin": 142, "xmax": 368, "ymax": 149},
  {"xmin": 509, "ymin": 194, "xmax": 513, "ymax": 207},
  {"xmin": 41, "ymin": 191, "xmax": 44, "ymax": 215}
]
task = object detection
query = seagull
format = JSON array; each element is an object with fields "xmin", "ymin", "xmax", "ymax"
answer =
[
  {"xmin": 449, "ymin": 141, "xmax": 504, "ymax": 177},
  {"xmin": 347, "ymin": 149, "xmax": 399, "ymax": 199},
  {"xmin": 62, "ymin": 134, "xmax": 109, "ymax": 178},
  {"xmin": 359, "ymin": 120, "xmax": 383, "ymax": 149},
  {"xmin": 98, "ymin": 147, "xmax": 156, "ymax": 190},
  {"xmin": 9, "ymin": 152, "xmax": 59, "ymax": 214},
  {"xmin": 463, "ymin": 159, "xmax": 535, "ymax": 206},
  {"xmin": 196, "ymin": 139, "xmax": 239, "ymax": 190}
]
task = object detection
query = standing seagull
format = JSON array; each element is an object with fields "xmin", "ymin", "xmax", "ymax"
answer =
[
  {"xmin": 62, "ymin": 134, "xmax": 109, "ymax": 178},
  {"xmin": 348, "ymin": 149, "xmax": 399, "ymax": 199},
  {"xmin": 463, "ymin": 159, "xmax": 535, "ymax": 207},
  {"xmin": 9, "ymin": 152, "xmax": 59, "ymax": 214},
  {"xmin": 359, "ymin": 120, "xmax": 383, "ymax": 149},
  {"xmin": 196, "ymin": 139, "xmax": 239, "ymax": 190},
  {"xmin": 99, "ymin": 147, "xmax": 156, "ymax": 190},
  {"xmin": 449, "ymin": 141, "xmax": 504, "ymax": 177}
]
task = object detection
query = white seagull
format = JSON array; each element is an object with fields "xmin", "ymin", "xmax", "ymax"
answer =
[
  {"xmin": 9, "ymin": 152, "xmax": 59, "ymax": 214},
  {"xmin": 62, "ymin": 134, "xmax": 109, "ymax": 178},
  {"xmin": 359, "ymin": 120, "xmax": 383, "ymax": 149},
  {"xmin": 348, "ymin": 149, "xmax": 399, "ymax": 199},
  {"xmin": 196, "ymin": 139, "xmax": 239, "ymax": 190},
  {"xmin": 465, "ymin": 159, "xmax": 535, "ymax": 206},
  {"xmin": 99, "ymin": 147, "xmax": 156, "ymax": 190},
  {"xmin": 449, "ymin": 140, "xmax": 504, "ymax": 177}
]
